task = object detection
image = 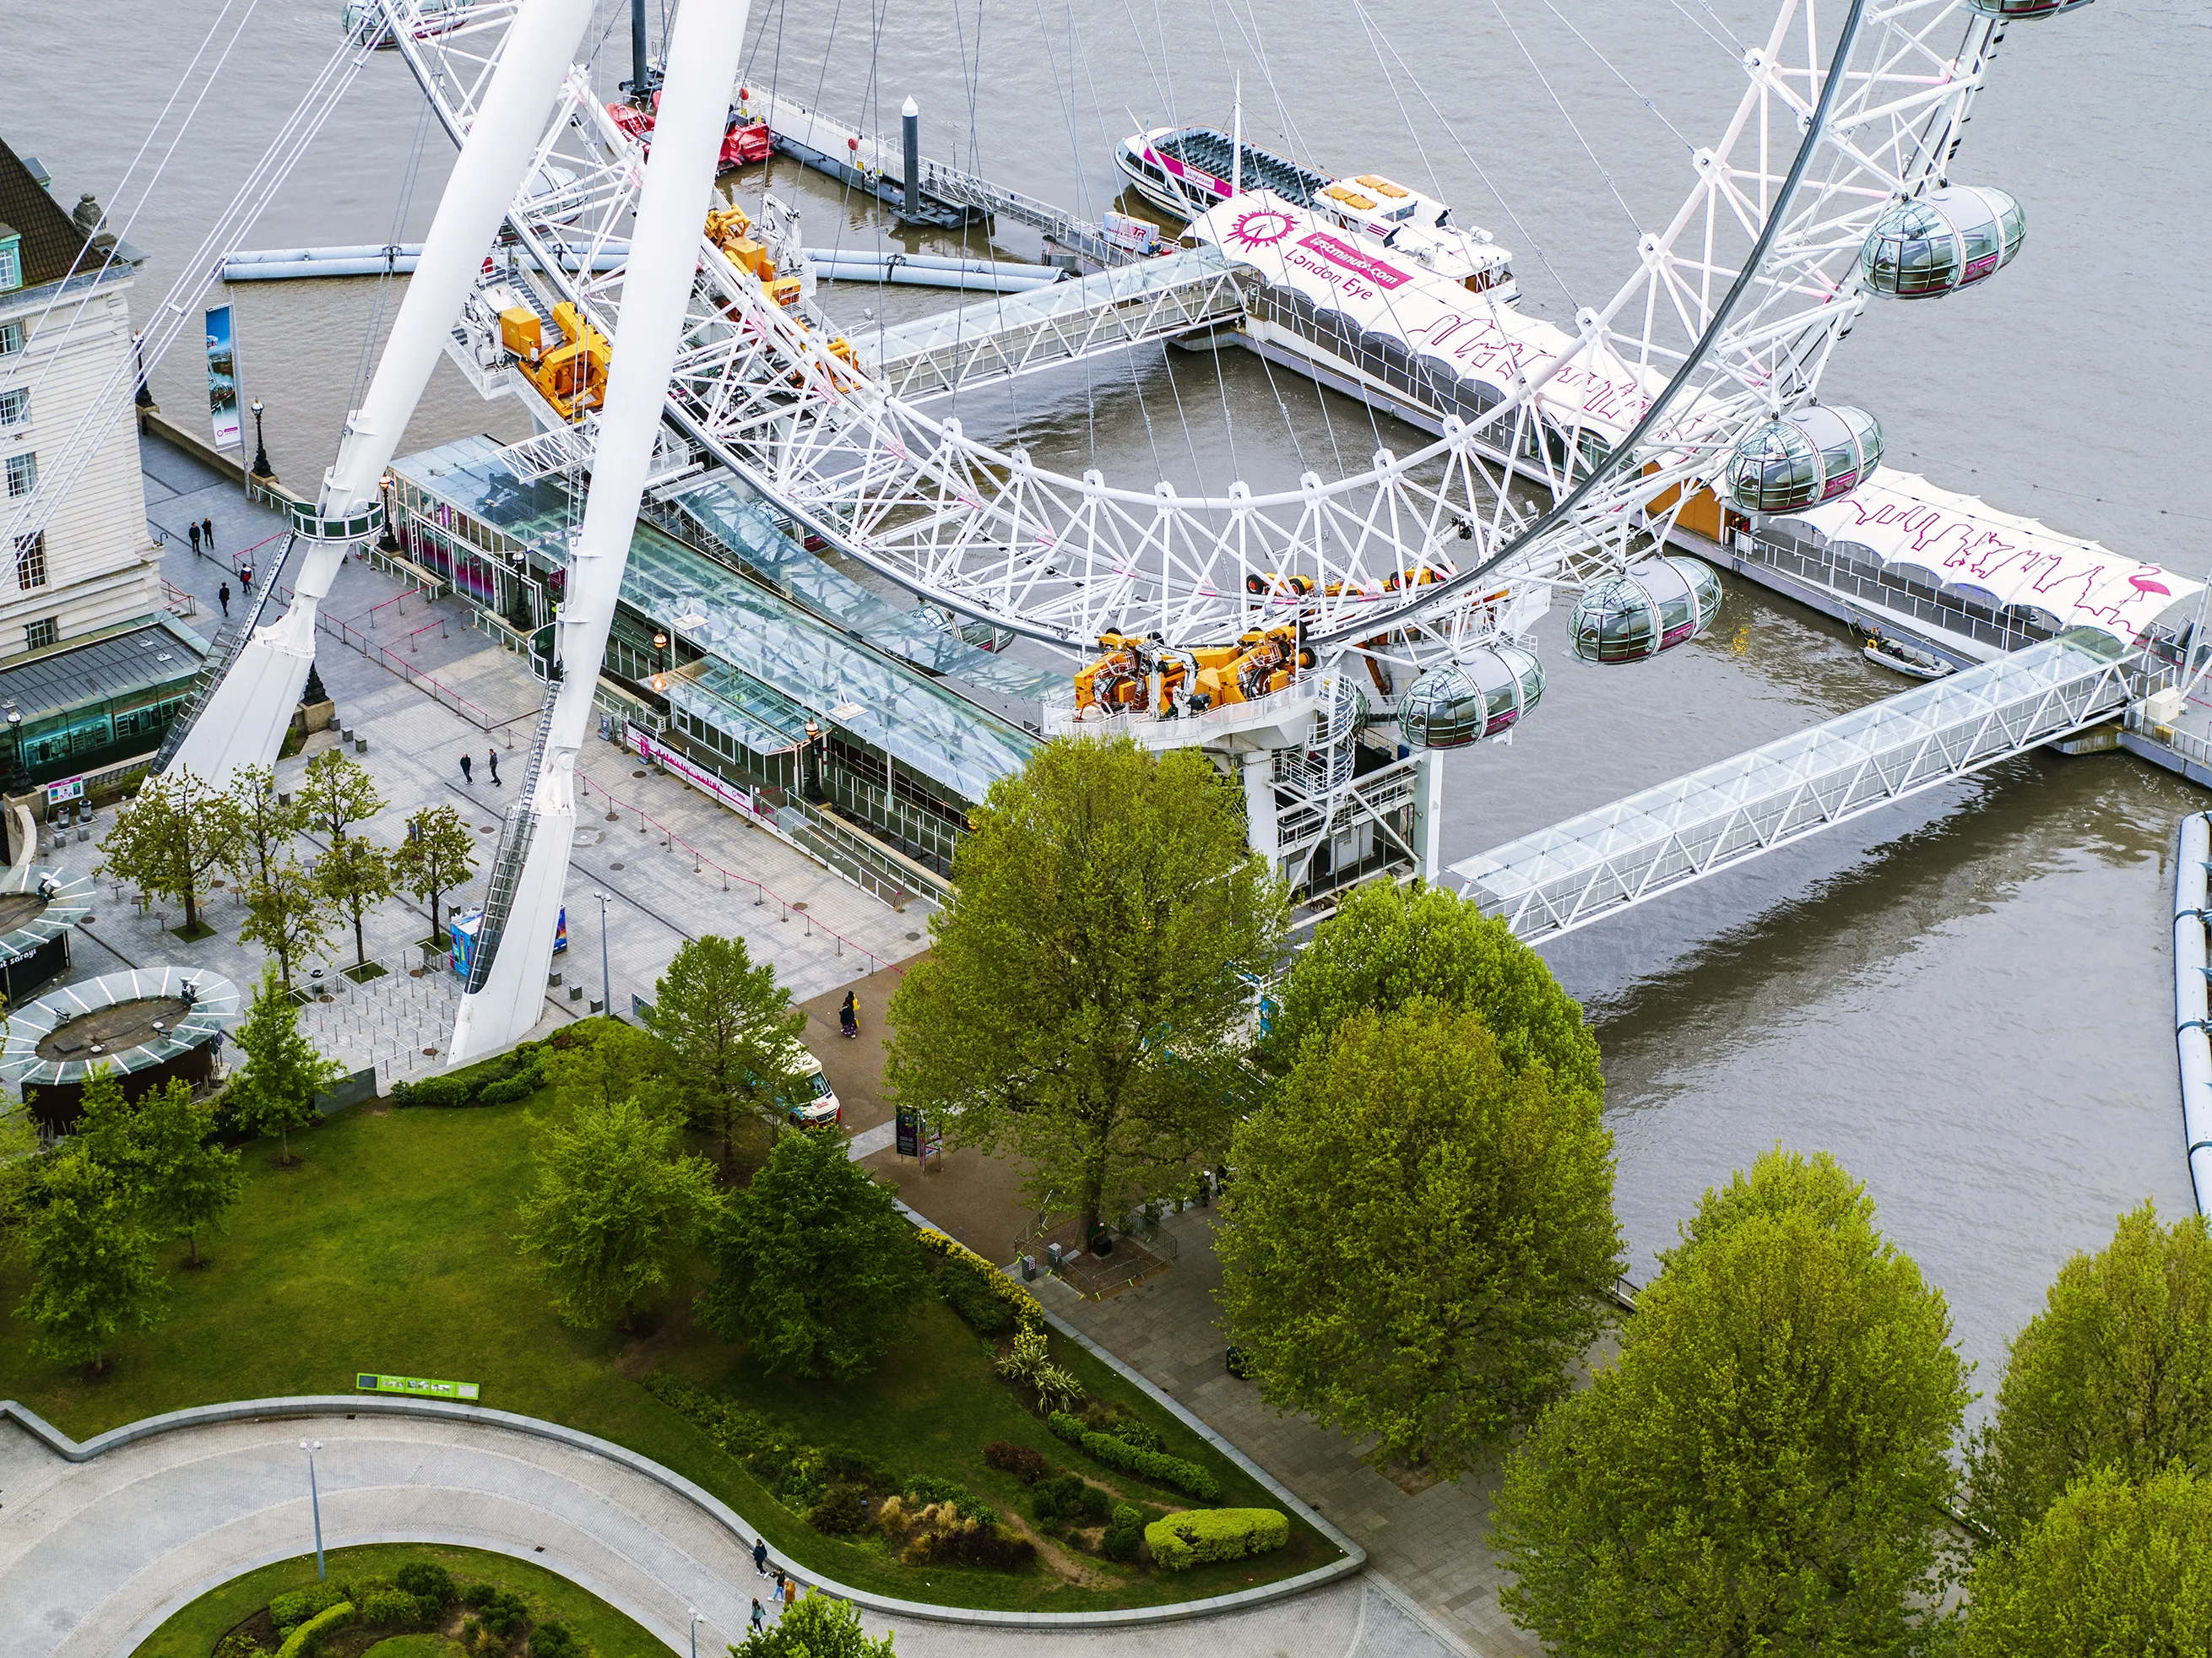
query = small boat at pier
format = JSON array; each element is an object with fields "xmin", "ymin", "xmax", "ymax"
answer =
[{"xmin": 1862, "ymin": 633, "xmax": 1954, "ymax": 680}]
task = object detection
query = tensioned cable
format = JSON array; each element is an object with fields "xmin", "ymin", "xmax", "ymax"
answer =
[
  {"xmin": 1537, "ymin": 0, "xmax": 1699, "ymax": 154},
  {"xmin": 347, "ymin": 93, "xmax": 438, "ymax": 416},
  {"xmin": 1488, "ymin": 0, "xmax": 1645, "ymax": 231}
]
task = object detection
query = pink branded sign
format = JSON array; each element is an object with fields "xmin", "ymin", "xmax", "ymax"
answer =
[
  {"xmin": 626, "ymin": 726, "xmax": 768, "ymax": 820},
  {"xmin": 1296, "ymin": 231, "xmax": 1411, "ymax": 291}
]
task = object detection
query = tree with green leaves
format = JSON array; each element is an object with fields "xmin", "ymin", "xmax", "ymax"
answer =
[
  {"xmin": 222, "ymin": 763, "xmax": 310, "ymax": 891},
  {"xmin": 98, "ymin": 765, "xmax": 238, "ymax": 937},
  {"xmin": 12, "ymin": 1138, "xmax": 165, "ymax": 1371},
  {"xmin": 0, "ymin": 1101, "xmax": 40, "ymax": 1234},
  {"xmin": 1260, "ymin": 878, "xmax": 1603, "ymax": 1111},
  {"xmin": 238, "ymin": 855, "xmax": 333, "ymax": 992},
  {"xmin": 68, "ymin": 1063, "xmax": 147, "ymax": 1187},
  {"xmin": 317, "ymin": 834, "xmax": 395, "ymax": 970},
  {"xmin": 1489, "ymin": 1149, "xmax": 1971, "ymax": 1658},
  {"xmin": 393, "ymin": 804, "xmax": 477, "ymax": 945},
  {"xmin": 298, "ymin": 745, "xmax": 384, "ymax": 843},
  {"xmin": 729, "ymin": 1594, "xmax": 894, "ymax": 1658},
  {"xmin": 1965, "ymin": 1200, "xmax": 2210, "ymax": 1547},
  {"xmin": 887, "ymin": 736, "xmax": 1286, "ymax": 1240},
  {"xmin": 133, "ymin": 1077, "xmax": 242, "ymax": 1267},
  {"xmin": 699, "ymin": 1126, "xmax": 925, "ymax": 1379},
  {"xmin": 513, "ymin": 1095, "xmax": 721, "ymax": 1330},
  {"xmin": 653, "ymin": 935, "xmax": 805, "ymax": 1168},
  {"xmin": 1959, "ymin": 1462, "xmax": 2212, "ymax": 1656},
  {"xmin": 1217, "ymin": 1001, "xmax": 1623, "ymax": 1480},
  {"xmin": 542, "ymin": 1021, "xmax": 687, "ymax": 1123},
  {"xmin": 225, "ymin": 967, "xmax": 344, "ymax": 1164}
]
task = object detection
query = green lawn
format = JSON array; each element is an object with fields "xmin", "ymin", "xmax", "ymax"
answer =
[
  {"xmin": 129, "ymin": 1542, "xmax": 660, "ymax": 1658},
  {"xmin": 0, "ymin": 1099, "xmax": 1335, "ymax": 1612}
]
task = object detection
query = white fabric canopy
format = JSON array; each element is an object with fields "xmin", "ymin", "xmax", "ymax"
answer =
[{"xmin": 1780, "ymin": 469, "xmax": 2199, "ymax": 644}]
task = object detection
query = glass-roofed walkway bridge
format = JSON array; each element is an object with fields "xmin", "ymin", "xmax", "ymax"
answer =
[{"xmin": 1449, "ymin": 630, "xmax": 2163, "ymax": 944}]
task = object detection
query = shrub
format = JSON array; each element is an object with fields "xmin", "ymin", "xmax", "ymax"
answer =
[
  {"xmin": 811, "ymin": 1482, "xmax": 873, "ymax": 1534},
  {"xmin": 1033, "ymin": 1473, "xmax": 1112, "ymax": 1525},
  {"xmin": 1144, "ymin": 1508, "xmax": 1291, "ymax": 1571},
  {"xmin": 274, "ymin": 1601, "xmax": 354, "ymax": 1658},
  {"xmin": 214, "ymin": 1635, "xmax": 267, "ymax": 1658},
  {"xmin": 915, "ymin": 1228, "xmax": 1042, "ymax": 1333},
  {"xmin": 270, "ymin": 1585, "xmax": 348, "ymax": 1635},
  {"xmin": 903, "ymin": 1474, "xmax": 994, "ymax": 1522},
  {"xmin": 1049, "ymin": 1412, "xmax": 1220, "ymax": 1499},
  {"xmin": 1103, "ymin": 1504, "xmax": 1145, "ymax": 1562},
  {"xmin": 1082, "ymin": 1401, "xmax": 1163, "ymax": 1452},
  {"xmin": 936, "ymin": 1254, "xmax": 1017, "ymax": 1335},
  {"xmin": 394, "ymin": 1562, "xmax": 457, "ymax": 1609},
  {"xmin": 984, "ymin": 1440, "xmax": 1049, "ymax": 1483},
  {"xmin": 530, "ymin": 1621, "xmax": 582, "ymax": 1658},
  {"xmin": 474, "ymin": 1064, "xmax": 542, "ymax": 1106},
  {"xmin": 356, "ymin": 1588, "xmax": 425, "ymax": 1627},
  {"xmin": 464, "ymin": 1585, "xmax": 529, "ymax": 1638},
  {"xmin": 822, "ymin": 1445, "xmax": 899, "ymax": 1492},
  {"xmin": 393, "ymin": 1073, "xmax": 471, "ymax": 1109}
]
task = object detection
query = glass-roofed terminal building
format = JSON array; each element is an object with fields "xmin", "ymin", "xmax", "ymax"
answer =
[{"xmin": 388, "ymin": 437, "xmax": 1051, "ymax": 882}]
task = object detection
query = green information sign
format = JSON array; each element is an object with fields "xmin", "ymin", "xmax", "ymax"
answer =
[{"xmin": 356, "ymin": 1371, "xmax": 480, "ymax": 1402}]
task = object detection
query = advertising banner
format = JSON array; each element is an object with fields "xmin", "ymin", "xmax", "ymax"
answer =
[{"xmin": 204, "ymin": 303, "xmax": 241, "ymax": 450}]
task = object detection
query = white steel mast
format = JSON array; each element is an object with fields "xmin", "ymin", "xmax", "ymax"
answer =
[
  {"xmin": 448, "ymin": 0, "xmax": 754, "ymax": 1059},
  {"xmin": 164, "ymin": 0, "xmax": 594, "ymax": 786}
]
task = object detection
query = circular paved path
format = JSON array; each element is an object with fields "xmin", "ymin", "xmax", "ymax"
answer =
[{"xmin": 0, "ymin": 1406, "xmax": 1460, "ymax": 1658}]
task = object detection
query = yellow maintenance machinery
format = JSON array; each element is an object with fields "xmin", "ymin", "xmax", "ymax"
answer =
[
  {"xmin": 704, "ymin": 203, "xmax": 857, "ymax": 374},
  {"xmin": 499, "ymin": 301, "xmax": 610, "ymax": 420},
  {"xmin": 1074, "ymin": 626, "xmax": 1313, "ymax": 718}
]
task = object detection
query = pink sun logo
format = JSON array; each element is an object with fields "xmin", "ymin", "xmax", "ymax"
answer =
[{"xmin": 1229, "ymin": 209, "xmax": 1294, "ymax": 248}]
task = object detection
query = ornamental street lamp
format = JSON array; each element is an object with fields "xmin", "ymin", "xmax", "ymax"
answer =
[
  {"xmin": 300, "ymin": 1439, "xmax": 327, "ymax": 1579},
  {"xmin": 650, "ymin": 629, "xmax": 669, "ymax": 693},
  {"xmin": 250, "ymin": 398, "xmax": 272, "ymax": 480}
]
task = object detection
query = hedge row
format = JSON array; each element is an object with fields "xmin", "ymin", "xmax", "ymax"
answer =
[
  {"xmin": 916, "ymin": 1227, "xmax": 1042, "ymax": 1334},
  {"xmin": 274, "ymin": 1601, "xmax": 354, "ymax": 1658},
  {"xmin": 1144, "ymin": 1508, "xmax": 1289, "ymax": 1571},
  {"xmin": 391, "ymin": 1036, "xmax": 554, "ymax": 1108},
  {"xmin": 1048, "ymin": 1411, "xmax": 1221, "ymax": 1501}
]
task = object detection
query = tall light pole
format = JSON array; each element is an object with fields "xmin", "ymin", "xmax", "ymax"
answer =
[
  {"xmin": 687, "ymin": 1607, "xmax": 700, "ymax": 1658},
  {"xmin": 595, "ymin": 891, "xmax": 612, "ymax": 1016},
  {"xmin": 300, "ymin": 1439, "xmax": 326, "ymax": 1579}
]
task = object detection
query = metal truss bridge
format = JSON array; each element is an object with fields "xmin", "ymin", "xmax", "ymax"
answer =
[{"xmin": 1450, "ymin": 630, "xmax": 2160, "ymax": 944}]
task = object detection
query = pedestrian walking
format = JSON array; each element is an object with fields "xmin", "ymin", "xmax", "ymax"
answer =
[
  {"xmin": 839, "ymin": 990, "xmax": 858, "ymax": 1039},
  {"xmin": 217, "ymin": 582, "xmax": 231, "ymax": 617},
  {"xmin": 750, "ymin": 1599, "xmax": 766, "ymax": 1634},
  {"xmin": 240, "ymin": 561, "xmax": 253, "ymax": 593},
  {"xmin": 752, "ymin": 1539, "xmax": 767, "ymax": 1577},
  {"xmin": 771, "ymin": 1567, "xmax": 787, "ymax": 1605},
  {"xmin": 459, "ymin": 752, "xmax": 474, "ymax": 784},
  {"xmin": 201, "ymin": 515, "xmax": 214, "ymax": 550},
  {"xmin": 187, "ymin": 522, "xmax": 202, "ymax": 556},
  {"xmin": 486, "ymin": 746, "xmax": 501, "ymax": 786}
]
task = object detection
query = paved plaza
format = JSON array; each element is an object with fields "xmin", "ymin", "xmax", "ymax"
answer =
[{"xmin": 95, "ymin": 435, "xmax": 927, "ymax": 1084}]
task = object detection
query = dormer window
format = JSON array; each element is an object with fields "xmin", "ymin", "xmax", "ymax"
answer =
[{"xmin": 0, "ymin": 227, "xmax": 20, "ymax": 293}]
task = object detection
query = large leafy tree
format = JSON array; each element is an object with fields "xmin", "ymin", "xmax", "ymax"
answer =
[
  {"xmin": 731, "ymin": 1595, "xmax": 895, "ymax": 1658},
  {"xmin": 1217, "ymin": 1001, "xmax": 1623, "ymax": 1478},
  {"xmin": 542, "ymin": 1021, "xmax": 687, "ymax": 1123},
  {"xmin": 1489, "ymin": 1149, "xmax": 1971, "ymax": 1658},
  {"xmin": 134, "ymin": 1077, "xmax": 243, "ymax": 1267},
  {"xmin": 98, "ymin": 765, "xmax": 238, "ymax": 936},
  {"xmin": 298, "ymin": 746, "xmax": 384, "ymax": 843},
  {"xmin": 222, "ymin": 763, "xmax": 310, "ymax": 891},
  {"xmin": 225, "ymin": 967, "xmax": 344, "ymax": 1164},
  {"xmin": 653, "ymin": 935, "xmax": 805, "ymax": 1168},
  {"xmin": 317, "ymin": 833, "xmax": 395, "ymax": 970},
  {"xmin": 698, "ymin": 1126, "xmax": 926, "ymax": 1379},
  {"xmin": 393, "ymin": 804, "xmax": 477, "ymax": 944},
  {"xmin": 238, "ymin": 855, "xmax": 333, "ymax": 992},
  {"xmin": 1959, "ymin": 1463, "xmax": 2212, "ymax": 1657},
  {"xmin": 512, "ymin": 1095, "xmax": 721, "ymax": 1330},
  {"xmin": 12, "ymin": 1139, "xmax": 165, "ymax": 1372},
  {"xmin": 888, "ymin": 736, "xmax": 1286, "ymax": 1238},
  {"xmin": 1259, "ymin": 879, "xmax": 1602, "ymax": 1112},
  {"xmin": 1965, "ymin": 1200, "xmax": 2209, "ymax": 1546}
]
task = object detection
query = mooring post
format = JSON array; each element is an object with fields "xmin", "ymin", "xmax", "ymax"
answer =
[{"xmin": 902, "ymin": 97, "xmax": 921, "ymax": 218}]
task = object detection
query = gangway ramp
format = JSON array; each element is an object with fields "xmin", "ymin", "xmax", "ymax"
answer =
[
  {"xmin": 857, "ymin": 246, "xmax": 1256, "ymax": 401},
  {"xmin": 1451, "ymin": 629, "xmax": 2154, "ymax": 944}
]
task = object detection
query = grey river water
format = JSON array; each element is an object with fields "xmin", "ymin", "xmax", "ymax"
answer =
[{"xmin": 3, "ymin": 0, "xmax": 2204, "ymax": 1395}]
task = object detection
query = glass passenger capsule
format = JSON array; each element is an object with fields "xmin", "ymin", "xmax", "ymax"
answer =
[
  {"xmin": 1965, "ymin": 0, "xmax": 2093, "ymax": 17},
  {"xmin": 1722, "ymin": 405, "xmax": 1884, "ymax": 515},
  {"xmin": 1861, "ymin": 186, "xmax": 2025, "ymax": 299},
  {"xmin": 1570, "ymin": 556, "xmax": 1724, "ymax": 664},
  {"xmin": 1396, "ymin": 646, "xmax": 1545, "ymax": 750}
]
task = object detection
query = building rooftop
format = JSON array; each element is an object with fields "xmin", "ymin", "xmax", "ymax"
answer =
[
  {"xmin": 0, "ymin": 134, "xmax": 109, "ymax": 289},
  {"xmin": 0, "ymin": 616, "xmax": 205, "ymax": 725}
]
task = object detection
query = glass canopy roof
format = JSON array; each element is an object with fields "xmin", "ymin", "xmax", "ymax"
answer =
[{"xmin": 1450, "ymin": 629, "xmax": 2133, "ymax": 940}]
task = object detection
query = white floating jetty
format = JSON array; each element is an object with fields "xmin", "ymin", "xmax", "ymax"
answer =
[
  {"xmin": 222, "ymin": 243, "xmax": 1061, "ymax": 293},
  {"xmin": 2173, "ymin": 811, "xmax": 2212, "ymax": 1214}
]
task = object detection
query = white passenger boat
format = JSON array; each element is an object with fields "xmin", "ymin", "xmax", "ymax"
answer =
[{"xmin": 1114, "ymin": 125, "xmax": 1516, "ymax": 299}]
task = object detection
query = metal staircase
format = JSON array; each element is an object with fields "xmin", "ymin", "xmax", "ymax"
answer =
[
  {"xmin": 463, "ymin": 680, "xmax": 561, "ymax": 993},
  {"xmin": 150, "ymin": 535, "xmax": 296, "ymax": 775}
]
